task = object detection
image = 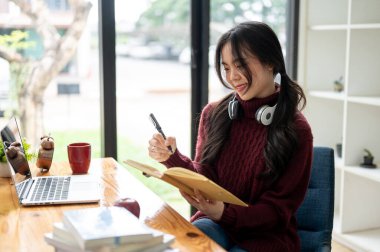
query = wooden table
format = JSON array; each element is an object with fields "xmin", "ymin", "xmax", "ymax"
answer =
[{"xmin": 0, "ymin": 158, "xmax": 225, "ymax": 252}]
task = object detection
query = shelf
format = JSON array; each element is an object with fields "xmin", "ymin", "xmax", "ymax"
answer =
[
  {"xmin": 345, "ymin": 166, "xmax": 380, "ymax": 183},
  {"xmin": 309, "ymin": 91, "xmax": 345, "ymax": 101},
  {"xmin": 309, "ymin": 24, "xmax": 347, "ymax": 31},
  {"xmin": 350, "ymin": 23, "xmax": 380, "ymax": 30},
  {"xmin": 333, "ymin": 227, "xmax": 380, "ymax": 252},
  {"xmin": 308, "ymin": 23, "xmax": 380, "ymax": 30},
  {"xmin": 347, "ymin": 96, "xmax": 380, "ymax": 106},
  {"xmin": 301, "ymin": 1, "xmax": 380, "ymax": 250}
]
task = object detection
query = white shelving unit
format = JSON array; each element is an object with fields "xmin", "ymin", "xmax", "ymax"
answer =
[{"xmin": 298, "ymin": 0, "xmax": 380, "ymax": 251}]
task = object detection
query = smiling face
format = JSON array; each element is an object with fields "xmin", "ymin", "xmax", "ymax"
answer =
[{"xmin": 221, "ymin": 43, "xmax": 276, "ymax": 100}]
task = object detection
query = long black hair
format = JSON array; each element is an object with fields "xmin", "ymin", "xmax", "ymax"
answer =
[{"xmin": 200, "ymin": 21, "xmax": 306, "ymax": 183}]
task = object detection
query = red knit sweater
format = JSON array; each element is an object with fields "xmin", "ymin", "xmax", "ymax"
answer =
[{"xmin": 163, "ymin": 91, "xmax": 313, "ymax": 252}]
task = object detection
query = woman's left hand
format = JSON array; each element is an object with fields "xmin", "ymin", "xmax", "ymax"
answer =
[{"xmin": 180, "ymin": 189, "xmax": 225, "ymax": 221}]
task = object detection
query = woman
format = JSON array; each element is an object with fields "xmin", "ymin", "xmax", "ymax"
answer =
[{"xmin": 148, "ymin": 21, "xmax": 313, "ymax": 252}]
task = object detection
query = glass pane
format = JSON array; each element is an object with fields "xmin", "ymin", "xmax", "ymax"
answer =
[
  {"xmin": 0, "ymin": 0, "xmax": 100, "ymax": 163},
  {"xmin": 115, "ymin": 0, "xmax": 191, "ymax": 218},
  {"xmin": 209, "ymin": 0, "xmax": 287, "ymax": 101}
]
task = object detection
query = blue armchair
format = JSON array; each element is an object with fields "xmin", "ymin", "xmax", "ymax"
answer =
[{"xmin": 296, "ymin": 147, "xmax": 335, "ymax": 252}]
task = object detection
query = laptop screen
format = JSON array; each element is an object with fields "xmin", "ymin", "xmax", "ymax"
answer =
[{"xmin": 1, "ymin": 117, "xmax": 32, "ymax": 186}]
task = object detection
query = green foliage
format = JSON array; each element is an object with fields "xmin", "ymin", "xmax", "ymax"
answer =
[
  {"xmin": 22, "ymin": 138, "xmax": 37, "ymax": 161},
  {"xmin": 132, "ymin": 0, "xmax": 286, "ymax": 55},
  {"xmin": 0, "ymin": 30, "xmax": 36, "ymax": 51},
  {"xmin": 364, "ymin": 148, "xmax": 373, "ymax": 158},
  {"xmin": 0, "ymin": 30, "xmax": 36, "ymax": 114},
  {"xmin": 0, "ymin": 140, "xmax": 6, "ymax": 163},
  {"xmin": 47, "ymin": 130, "xmax": 101, "ymax": 162},
  {"xmin": 137, "ymin": 0, "xmax": 285, "ymax": 29},
  {"xmin": 136, "ymin": 0, "xmax": 189, "ymax": 28}
]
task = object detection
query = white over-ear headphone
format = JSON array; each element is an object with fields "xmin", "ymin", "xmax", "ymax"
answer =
[
  {"xmin": 228, "ymin": 95, "xmax": 277, "ymax": 126},
  {"xmin": 228, "ymin": 96, "xmax": 239, "ymax": 120},
  {"xmin": 255, "ymin": 103, "xmax": 277, "ymax": 125}
]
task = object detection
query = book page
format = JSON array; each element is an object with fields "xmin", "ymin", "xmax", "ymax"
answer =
[
  {"xmin": 124, "ymin": 160, "xmax": 163, "ymax": 179},
  {"xmin": 124, "ymin": 159, "xmax": 248, "ymax": 207}
]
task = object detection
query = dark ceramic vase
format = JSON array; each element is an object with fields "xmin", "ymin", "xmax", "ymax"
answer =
[
  {"xmin": 363, "ymin": 156, "xmax": 374, "ymax": 165},
  {"xmin": 336, "ymin": 143, "xmax": 342, "ymax": 158}
]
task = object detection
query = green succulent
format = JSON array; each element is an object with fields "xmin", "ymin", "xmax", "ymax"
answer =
[{"xmin": 363, "ymin": 148, "xmax": 373, "ymax": 158}]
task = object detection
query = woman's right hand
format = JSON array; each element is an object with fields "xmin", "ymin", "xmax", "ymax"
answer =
[{"xmin": 148, "ymin": 133, "xmax": 177, "ymax": 162}]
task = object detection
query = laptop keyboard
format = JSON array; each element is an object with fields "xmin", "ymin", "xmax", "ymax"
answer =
[
  {"xmin": 16, "ymin": 181, "xmax": 27, "ymax": 196},
  {"xmin": 31, "ymin": 177, "xmax": 71, "ymax": 202}
]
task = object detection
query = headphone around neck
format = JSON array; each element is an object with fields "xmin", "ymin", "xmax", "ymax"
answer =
[{"xmin": 228, "ymin": 95, "xmax": 277, "ymax": 126}]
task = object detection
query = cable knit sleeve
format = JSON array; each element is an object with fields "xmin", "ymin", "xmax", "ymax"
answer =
[
  {"xmin": 218, "ymin": 113, "xmax": 313, "ymax": 233},
  {"xmin": 161, "ymin": 103, "xmax": 215, "ymax": 176}
]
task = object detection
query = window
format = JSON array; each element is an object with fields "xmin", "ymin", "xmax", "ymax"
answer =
[
  {"xmin": 45, "ymin": 0, "xmax": 69, "ymax": 11},
  {"xmin": 209, "ymin": 0, "xmax": 287, "ymax": 101},
  {"xmin": 0, "ymin": 0, "xmax": 100, "ymax": 162},
  {"xmin": 115, "ymin": 0, "xmax": 191, "ymax": 218}
]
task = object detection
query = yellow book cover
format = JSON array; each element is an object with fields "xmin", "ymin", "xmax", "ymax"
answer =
[{"xmin": 124, "ymin": 159, "xmax": 248, "ymax": 207}]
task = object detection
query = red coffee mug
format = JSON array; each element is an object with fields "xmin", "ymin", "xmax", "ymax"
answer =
[{"xmin": 67, "ymin": 143, "xmax": 91, "ymax": 174}]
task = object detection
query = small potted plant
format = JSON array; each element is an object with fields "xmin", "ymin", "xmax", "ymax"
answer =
[
  {"xmin": 334, "ymin": 76, "xmax": 344, "ymax": 92},
  {"xmin": 361, "ymin": 148, "xmax": 377, "ymax": 168},
  {"xmin": 336, "ymin": 143, "xmax": 342, "ymax": 158}
]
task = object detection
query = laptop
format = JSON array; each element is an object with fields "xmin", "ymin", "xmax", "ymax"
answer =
[{"xmin": 0, "ymin": 117, "xmax": 100, "ymax": 206}]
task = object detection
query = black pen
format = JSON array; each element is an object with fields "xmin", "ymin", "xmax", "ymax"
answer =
[{"xmin": 149, "ymin": 113, "xmax": 173, "ymax": 153}]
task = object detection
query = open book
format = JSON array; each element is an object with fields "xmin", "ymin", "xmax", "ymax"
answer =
[{"xmin": 124, "ymin": 159, "xmax": 248, "ymax": 207}]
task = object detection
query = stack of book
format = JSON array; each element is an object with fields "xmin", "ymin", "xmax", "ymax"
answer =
[{"xmin": 44, "ymin": 206, "xmax": 175, "ymax": 252}]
